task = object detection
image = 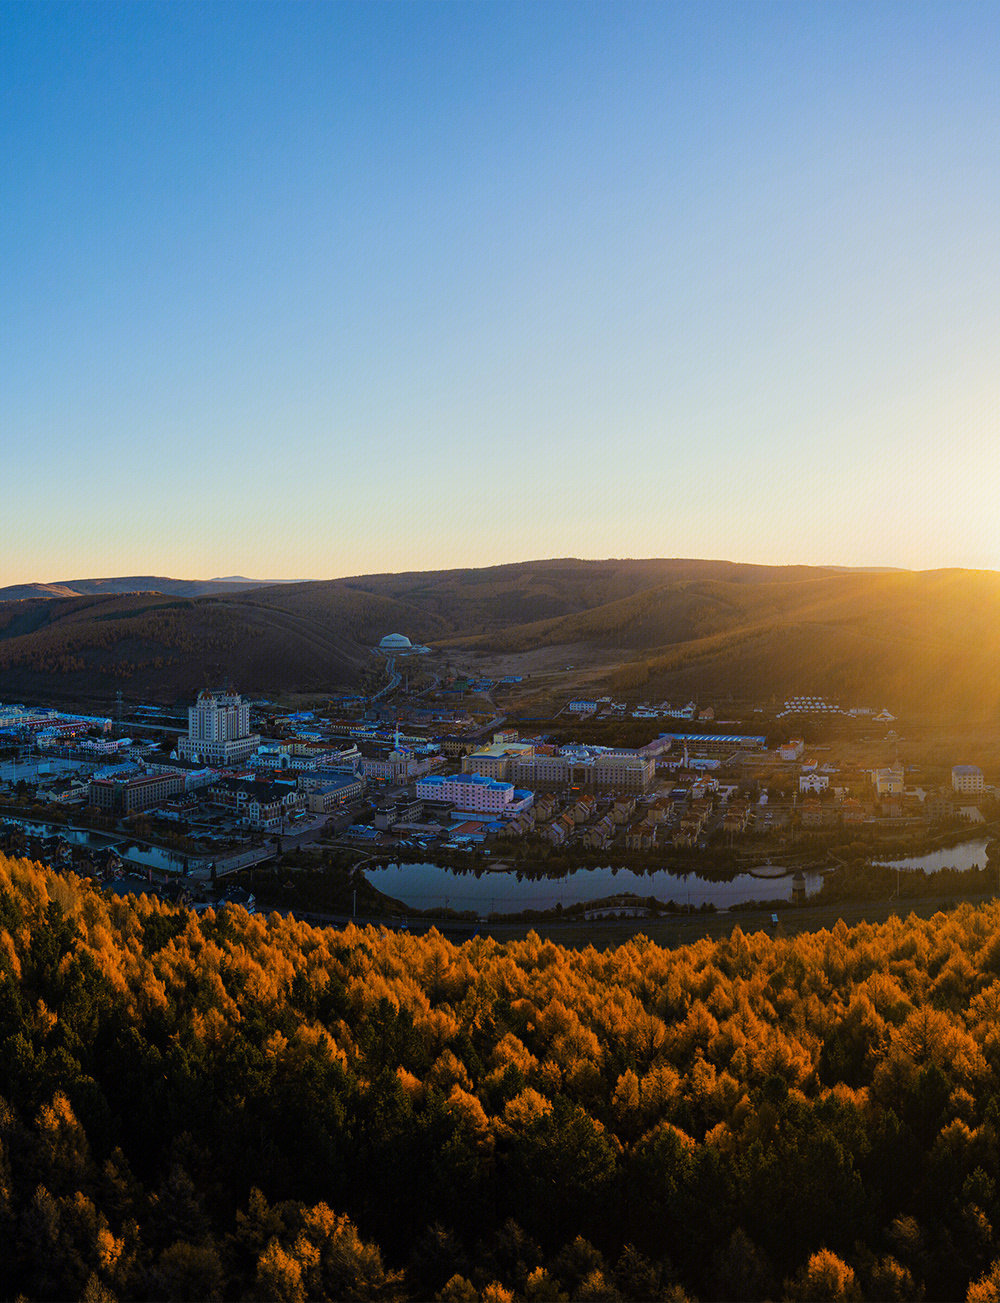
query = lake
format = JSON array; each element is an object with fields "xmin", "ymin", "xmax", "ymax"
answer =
[
  {"xmin": 876, "ymin": 839, "xmax": 990, "ymax": 874},
  {"xmin": 364, "ymin": 861, "xmax": 827, "ymax": 917},
  {"xmin": 3, "ymin": 817, "xmax": 191, "ymax": 873}
]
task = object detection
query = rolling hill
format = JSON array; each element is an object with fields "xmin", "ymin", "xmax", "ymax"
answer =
[
  {"xmin": 0, "ymin": 558, "xmax": 996, "ymax": 719},
  {"xmin": 441, "ymin": 566, "xmax": 1000, "ymax": 721},
  {"xmin": 0, "ymin": 575, "xmax": 287, "ymax": 602}
]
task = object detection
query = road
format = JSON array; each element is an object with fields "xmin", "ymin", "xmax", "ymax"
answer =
[
  {"xmin": 262, "ymin": 888, "xmax": 1000, "ymax": 952},
  {"xmin": 193, "ymin": 815, "xmax": 329, "ymax": 879},
  {"xmin": 370, "ymin": 653, "xmax": 402, "ymax": 701}
]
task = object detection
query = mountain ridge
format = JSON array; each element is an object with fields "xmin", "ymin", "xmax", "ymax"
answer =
[
  {"xmin": 0, "ymin": 558, "xmax": 996, "ymax": 719},
  {"xmin": 0, "ymin": 575, "xmax": 285, "ymax": 603}
]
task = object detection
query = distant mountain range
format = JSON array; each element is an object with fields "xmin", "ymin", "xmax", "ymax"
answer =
[
  {"xmin": 0, "ymin": 558, "xmax": 997, "ymax": 720},
  {"xmin": 0, "ymin": 576, "xmax": 288, "ymax": 602}
]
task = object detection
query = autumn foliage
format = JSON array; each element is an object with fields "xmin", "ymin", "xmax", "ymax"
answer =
[{"xmin": 3, "ymin": 854, "xmax": 1000, "ymax": 1298}]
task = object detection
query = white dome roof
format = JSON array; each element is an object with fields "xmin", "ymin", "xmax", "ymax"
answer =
[{"xmin": 379, "ymin": 633, "xmax": 412, "ymax": 649}]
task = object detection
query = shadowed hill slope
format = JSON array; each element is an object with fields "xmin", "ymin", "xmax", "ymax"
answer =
[
  {"xmin": 0, "ymin": 559, "xmax": 996, "ymax": 717},
  {"xmin": 0, "ymin": 587, "xmax": 427, "ymax": 702}
]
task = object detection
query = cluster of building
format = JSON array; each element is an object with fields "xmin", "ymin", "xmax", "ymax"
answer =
[
  {"xmin": 0, "ymin": 704, "xmax": 113, "ymax": 742},
  {"xmin": 2, "ymin": 661, "xmax": 992, "ymax": 859},
  {"xmin": 777, "ymin": 697, "xmax": 896, "ymax": 721},
  {"xmin": 794, "ymin": 761, "xmax": 991, "ymax": 829},
  {"xmin": 82, "ymin": 691, "xmax": 372, "ymax": 830},
  {"xmin": 0, "ymin": 692, "xmax": 370, "ymax": 835},
  {"xmin": 396, "ymin": 733, "xmax": 768, "ymax": 850},
  {"xmin": 561, "ymin": 696, "xmax": 899, "ymax": 725},
  {"xmin": 565, "ymin": 697, "xmax": 708, "ymax": 720},
  {"xmin": 459, "ymin": 737, "xmax": 665, "ymax": 790}
]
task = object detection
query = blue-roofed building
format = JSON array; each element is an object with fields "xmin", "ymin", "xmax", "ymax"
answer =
[
  {"xmin": 92, "ymin": 761, "xmax": 143, "ymax": 781},
  {"xmin": 416, "ymin": 772, "xmax": 533, "ymax": 816},
  {"xmin": 298, "ymin": 772, "xmax": 366, "ymax": 811},
  {"xmin": 659, "ymin": 733, "xmax": 766, "ymax": 756}
]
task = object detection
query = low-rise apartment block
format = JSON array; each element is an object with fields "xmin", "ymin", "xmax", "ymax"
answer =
[
  {"xmin": 302, "ymin": 775, "xmax": 366, "ymax": 813},
  {"xmin": 361, "ymin": 747, "xmax": 442, "ymax": 783},
  {"xmin": 872, "ymin": 764, "xmax": 904, "ymax": 797},
  {"xmin": 661, "ymin": 733, "xmax": 767, "ymax": 758},
  {"xmin": 509, "ymin": 748, "xmax": 655, "ymax": 793},
  {"xmin": 463, "ymin": 742, "xmax": 536, "ymax": 781},
  {"xmin": 89, "ymin": 772, "xmax": 185, "ymax": 815},
  {"xmin": 952, "ymin": 765, "xmax": 985, "ymax": 795},
  {"xmin": 416, "ymin": 773, "xmax": 533, "ymax": 816}
]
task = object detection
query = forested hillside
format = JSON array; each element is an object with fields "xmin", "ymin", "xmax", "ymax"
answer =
[
  {"xmin": 3, "ymin": 856, "xmax": 1000, "ymax": 1299},
  {"xmin": 2, "ymin": 558, "xmax": 999, "ymax": 716},
  {"xmin": 0, "ymin": 587, "xmax": 411, "ymax": 703}
]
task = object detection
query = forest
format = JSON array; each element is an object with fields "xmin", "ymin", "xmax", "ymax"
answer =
[{"xmin": 3, "ymin": 853, "xmax": 1000, "ymax": 1300}]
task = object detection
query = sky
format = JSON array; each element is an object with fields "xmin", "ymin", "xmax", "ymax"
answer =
[{"xmin": 3, "ymin": 0, "xmax": 998, "ymax": 584}]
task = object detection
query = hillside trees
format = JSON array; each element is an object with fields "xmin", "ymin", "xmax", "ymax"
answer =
[{"xmin": 3, "ymin": 855, "xmax": 1000, "ymax": 1295}]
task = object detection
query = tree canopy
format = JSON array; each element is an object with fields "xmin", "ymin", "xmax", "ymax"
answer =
[{"xmin": 1, "ymin": 853, "xmax": 1000, "ymax": 1299}]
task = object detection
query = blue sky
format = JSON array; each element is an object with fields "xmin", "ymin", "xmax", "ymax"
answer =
[{"xmin": 3, "ymin": 1, "xmax": 998, "ymax": 583}]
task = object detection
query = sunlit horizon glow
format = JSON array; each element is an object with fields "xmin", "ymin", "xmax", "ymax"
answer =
[{"xmin": 3, "ymin": 1, "xmax": 998, "ymax": 587}]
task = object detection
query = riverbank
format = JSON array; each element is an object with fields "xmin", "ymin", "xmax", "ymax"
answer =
[
  {"xmin": 487, "ymin": 889, "xmax": 1000, "ymax": 949},
  {"xmin": 270, "ymin": 887, "xmax": 1000, "ymax": 953}
]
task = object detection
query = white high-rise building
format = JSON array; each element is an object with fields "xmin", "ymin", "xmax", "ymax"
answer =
[
  {"xmin": 178, "ymin": 691, "xmax": 259, "ymax": 764},
  {"xmin": 188, "ymin": 691, "xmax": 249, "ymax": 743}
]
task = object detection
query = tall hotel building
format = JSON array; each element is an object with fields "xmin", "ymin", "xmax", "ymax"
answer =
[{"xmin": 177, "ymin": 691, "xmax": 260, "ymax": 765}]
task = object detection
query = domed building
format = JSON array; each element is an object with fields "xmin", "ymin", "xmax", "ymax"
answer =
[
  {"xmin": 375, "ymin": 632, "xmax": 431, "ymax": 656},
  {"xmin": 378, "ymin": 633, "xmax": 412, "ymax": 652}
]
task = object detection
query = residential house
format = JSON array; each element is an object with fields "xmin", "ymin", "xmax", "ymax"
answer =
[
  {"xmin": 799, "ymin": 772, "xmax": 829, "ymax": 794},
  {"xmin": 570, "ymin": 794, "xmax": 597, "ymax": 824},
  {"xmin": 611, "ymin": 795, "xmax": 636, "ymax": 825},
  {"xmin": 841, "ymin": 798, "xmax": 870, "ymax": 825},
  {"xmin": 582, "ymin": 815, "xmax": 615, "ymax": 849},
  {"xmin": 924, "ymin": 789, "xmax": 956, "ymax": 822},
  {"xmin": 722, "ymin": 800, "xmax": 751, "ymax": 834},
  {"xmin": 546, "ymin": 813, "xmax": 576, "ymax": 847},
  {"xmin": 625, "ymin": 823, "xmax": 655, "ymax": 850},
  {"xmin": 800, "ymin": 799, "xmax": 837, "ymax": 829}
]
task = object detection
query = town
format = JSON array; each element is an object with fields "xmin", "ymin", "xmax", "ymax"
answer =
[{"xmin": 0, "ymin": 631, "xmax": 995, "ymax": 924}]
